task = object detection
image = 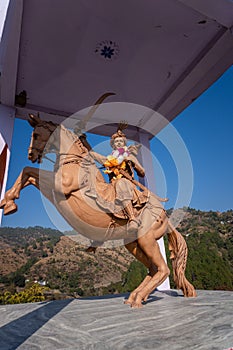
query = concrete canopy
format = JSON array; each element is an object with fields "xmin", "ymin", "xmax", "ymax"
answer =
[{"xmin": 0, "ymin": 0, "xmax": 233, "ymax": 137}]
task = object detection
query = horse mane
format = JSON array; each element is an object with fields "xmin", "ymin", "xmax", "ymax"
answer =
[
  {"xmin": 34, "ymin": 120, "xmax": 89, "ymax": 158},
  {"xmin": 60, "ymin": 124, "xmax": 89, "ymax": 155},
  {"xmin": 37, "ymin": 120, "xmax": 58, "ymax": 133}
]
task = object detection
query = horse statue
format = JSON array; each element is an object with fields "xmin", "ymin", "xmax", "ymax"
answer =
[{"xmin": 0, "ymin": 99, "xmax": 196, "ymax": 308}]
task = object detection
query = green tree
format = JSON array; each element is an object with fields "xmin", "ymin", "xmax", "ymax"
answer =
[{"xmin": 121, "ymin": 260, "xmax": 147, "ymax": 292}]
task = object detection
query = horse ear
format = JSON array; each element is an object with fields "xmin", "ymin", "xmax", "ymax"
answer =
[{"xmin": 28, "ymin": 113, "xmax": 41, "ymax": 127}]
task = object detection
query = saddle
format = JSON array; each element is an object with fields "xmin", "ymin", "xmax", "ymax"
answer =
[{"xmin": 85, "ymin": 169, "xmax": 149, "ymax": 220}]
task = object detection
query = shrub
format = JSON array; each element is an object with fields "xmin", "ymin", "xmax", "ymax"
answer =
[{"xmin": 0, "ymin": 284, "xmax": 48, "ymax": 304}]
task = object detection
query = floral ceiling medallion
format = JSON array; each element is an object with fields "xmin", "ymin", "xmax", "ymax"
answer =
[{"xmin": 95, "ymin": 40, "xmax": 120, "ymax": 61}]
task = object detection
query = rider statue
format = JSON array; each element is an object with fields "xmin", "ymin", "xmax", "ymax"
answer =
[{"xmin": 89, "ymin": 122, "xmax": 147, "ymax": 234}]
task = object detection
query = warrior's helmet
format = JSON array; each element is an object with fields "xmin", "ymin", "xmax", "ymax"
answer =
[{"xmin": 110, "ymin": 121, "xmax": 128, "ymax": 148}]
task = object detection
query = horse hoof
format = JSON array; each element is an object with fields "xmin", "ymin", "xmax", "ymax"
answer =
[
  {"xmin": 0, "ymin": 198, "xmax": 6, "ymax": 209},
  {"xmin": 3, "ymin": 202, "xmax": 18, "ymax": 215}
]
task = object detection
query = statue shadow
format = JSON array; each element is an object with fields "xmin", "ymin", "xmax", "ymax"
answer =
[
  {"xmin": 141, "ymin": 295, "xmax": 163, "ymax": 304},
  {"xmin": 134, "ymin": 289, "xmax": 182, "ymax": 305},
  {"xmin": 158, "ymin": 290, "xmax": 182, "ymax": 297},
  {"xmin": 81, "ymin": 290, "xmax": 181, "ymax": 305},
  {"xmin": 0, "ymin": 298, "xmax": 74, "ymax": 350},
  {"xmin": 81, "ymin": 292, "xmax": 164, "ymax": 306},
  {"xmin": 81, "ymin": 292, "xmax": 128, "ymax": 301},
  {"xmin": 0, "ymin": 290, "xmax": 182, "ymax": 349}
]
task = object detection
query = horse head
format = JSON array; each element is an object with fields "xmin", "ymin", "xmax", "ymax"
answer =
[
  {"xmin": 28, "ymin": 114, "xmax": 57, "ymax": 163},
  {"xmin": 27, "ymin": 93, "xmax": 115, "ymax": 164}
]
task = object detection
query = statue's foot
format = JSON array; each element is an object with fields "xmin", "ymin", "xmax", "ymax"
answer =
[
  {"xmin": 127, "ymin": 220, "xmax": 139, "ymax": 234},
  {"xmin": 1, "ymin": 200, "xmax": 18, "ymax": 215},
  {"xmin": 124, "ymin": 288, "xmax": 150, "ymax": 307},
  {"xmin": 131, "ymin": 293, "xmax": 144, "ymax": 308},
  {"xmin": 141, "ymin": 293, "xmax": 149, "ymax": 303},
  {"xmin": 124, "ymin": 292, "xmax": 136, "ymax": 305}
]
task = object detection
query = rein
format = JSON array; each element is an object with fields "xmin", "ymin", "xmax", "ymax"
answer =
[
  {"xmin": 54, "ymin": 152, "xmax": 88, "ymax": 172},
  {"xmin": 30, "ymin": 122, "xmax": 91, "ymax": 170},
  {"xmin": 119, "ymin": 168, "xmax": 168, "ymax": 203},
  {"xmin": 43, "ymin": 154, "xmax": 56, "ymax": 164}
]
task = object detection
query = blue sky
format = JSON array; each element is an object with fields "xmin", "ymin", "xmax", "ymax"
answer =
[{"xmin": 1, "ymin": 66, "xmax": 233, "ymax": 230}]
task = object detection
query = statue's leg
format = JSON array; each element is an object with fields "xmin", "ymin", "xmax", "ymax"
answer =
[
  {"xmin": 130, "ymin": 230, "xmax": 170, "ymax": 308},
  {"xmin": 124, "ymin": 240, "xmax": 157, "ymax": 306},
  {"xmin": 0, "ymin": 167, "xmax": 54, "ymax": 215}
]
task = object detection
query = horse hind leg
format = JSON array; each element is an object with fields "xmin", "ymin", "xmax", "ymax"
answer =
[
  {"xmin": 124, "ymin": 240, "xmax": 158, "ymax": 306},
  {"xmin": 125, "ymin": 231, "xmax": 170, "ymax": 308},
  {"xmin": 167, "ymin": 223, "xmax": 197, "ymax": 297},
  {"xmin": 129, "ymin": 230, "xmax": 170, "ymax": 308}
]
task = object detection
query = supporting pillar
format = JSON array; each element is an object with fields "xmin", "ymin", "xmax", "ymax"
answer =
[
  {"xmin": 0, "ymin": 105, "xmax": 15, "ymax": 224},
  {"xmin": 0, "ymin": 0, "xmax": 11, "ymax": 41},
  {"xmin": 136, "ymin": 130, "xmax": 170, "ymax": 290},
  {"xmin": 0, "ymin": 0, "xmax": 24, "ymax": 106},
  {"xmin": 0, "ymin": 0, "xmax": 22, "ymax": 224}
]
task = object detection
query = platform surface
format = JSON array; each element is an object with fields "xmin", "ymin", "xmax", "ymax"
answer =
[{"xmin": 0, "ymin": 290, "xmax": 232, "ymax": 350}]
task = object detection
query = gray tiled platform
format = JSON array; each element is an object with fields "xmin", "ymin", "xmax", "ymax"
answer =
[{"xmin": 0, "ymin": 290, "xmax": 232, "ymax": 350}]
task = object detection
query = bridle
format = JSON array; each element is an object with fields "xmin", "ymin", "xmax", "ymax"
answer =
[
  {"xmin": 29, "ymin": 122, "xmax": 89, "ymax": 168},
  {"xmin": 28, "ymin": 122, "xmax": 57, "ymax": 164}
]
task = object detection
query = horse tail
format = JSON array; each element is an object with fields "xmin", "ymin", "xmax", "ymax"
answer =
[{"xmin": 167, "ymin": 222, "xmax": 197, "ymax": 297}]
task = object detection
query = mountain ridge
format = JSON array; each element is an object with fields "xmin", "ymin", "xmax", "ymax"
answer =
[{"xmin": 0, "ymin": 208, "xmax": 233, "ymax": 301}]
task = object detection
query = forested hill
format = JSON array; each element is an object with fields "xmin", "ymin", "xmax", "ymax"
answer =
[
  {"xmin": 0, "ymin": 208, "xmax": 233, "ymax": 302},
  {"xmin": 166, "ymin": 208, "xmax": 233, "ymax": 290}
]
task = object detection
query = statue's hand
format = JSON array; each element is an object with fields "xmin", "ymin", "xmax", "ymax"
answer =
[
  {"xmin": 126, "ymin": 154, "xmax": 145, "ymax": 177},
  {"xmin": 126, "ymin": 155, "xmax": 135, "ymax": 164},
  {"xmin": 128, "ymin": 143, "xmax": 141, "ymax": 155}
]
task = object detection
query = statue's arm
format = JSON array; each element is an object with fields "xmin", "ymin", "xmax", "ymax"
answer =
[
  {"xmin": 127, "ymin": 154, "xmax": 145, "ymax": 177},
  {"xmin": 79, "ymin": 134, "xmax": 92, "ymax": 151},
  {"xmin": 89, "ymin": 150, "xmax": 106, "ymax": 165}
]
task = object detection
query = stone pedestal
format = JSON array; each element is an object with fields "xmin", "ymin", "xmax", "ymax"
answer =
[{"xmin": 0, "ymin": 290, "xmax": 232, "ymax": 349}]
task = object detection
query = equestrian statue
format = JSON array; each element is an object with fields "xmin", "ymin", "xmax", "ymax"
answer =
[{"xmin": 0, "ymin": 93, "xmax": 196, "ymax": 307}]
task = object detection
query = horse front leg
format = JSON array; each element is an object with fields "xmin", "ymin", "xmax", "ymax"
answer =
[{"xmin": 0, "ymin": 166, "xmax": 40, "ymax": 215}]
